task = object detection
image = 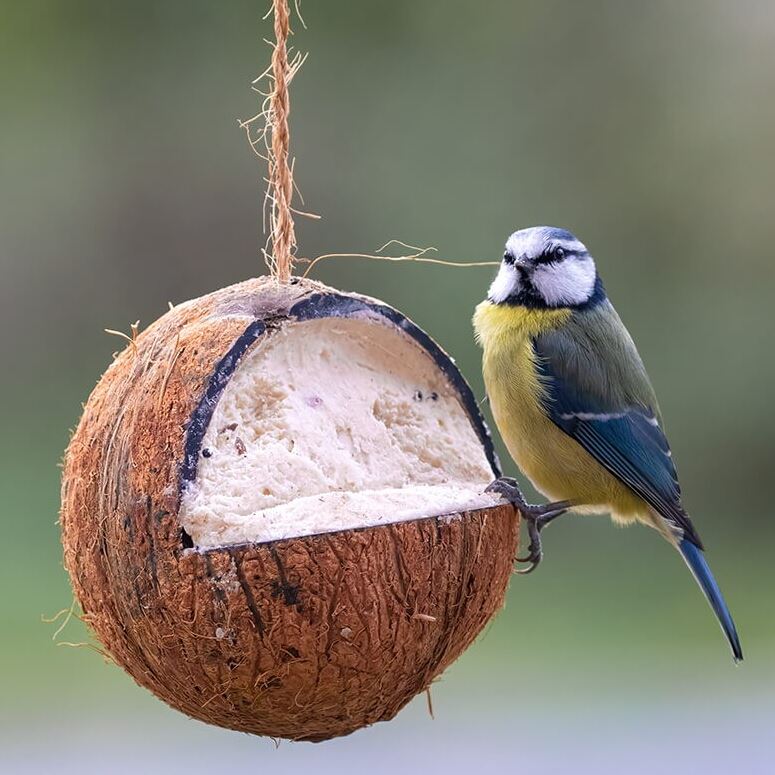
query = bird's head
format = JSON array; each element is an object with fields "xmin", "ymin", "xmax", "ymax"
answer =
[{"xmin": 487, "ymin": 226, "xmax": 602, "ymax": 309}]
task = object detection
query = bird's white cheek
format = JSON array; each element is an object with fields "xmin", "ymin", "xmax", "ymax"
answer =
[
  {"xmin": 532, "ymin": 258, "xmax": 596, "ymax": 306},
  {"xmin": 488, "ymin": 264, "xmax": 520, "ymax": 303}
]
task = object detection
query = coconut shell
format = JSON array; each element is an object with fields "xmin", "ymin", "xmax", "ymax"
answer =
[{"xmin": 60, "ymin": 277, "xmax": 519, "ymax": 742}]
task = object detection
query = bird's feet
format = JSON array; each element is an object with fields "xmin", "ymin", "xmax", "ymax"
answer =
[{"xmin": 485, "ymin": 477, "xmax": 573, "ymax": 574}]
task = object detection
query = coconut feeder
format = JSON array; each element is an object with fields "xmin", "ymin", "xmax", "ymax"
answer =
[{"xmin": 60, "ymin": 0, "xmax": 519, "ymax": 743}]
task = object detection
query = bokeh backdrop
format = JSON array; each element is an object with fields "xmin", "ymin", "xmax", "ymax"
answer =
[{"xmin": 2, "ymin": 1, "xmax": 774, "ymax": 772}]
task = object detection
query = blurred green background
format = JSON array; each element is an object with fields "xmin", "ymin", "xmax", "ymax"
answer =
[{"xmin": 2, "ymin": 1, "xmax": 774, "ymax": 772}]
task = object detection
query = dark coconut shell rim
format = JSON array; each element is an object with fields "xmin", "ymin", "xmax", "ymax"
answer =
[{"xmin": 180, "ymin": 290, "xmax": 503, "ymax": 552}]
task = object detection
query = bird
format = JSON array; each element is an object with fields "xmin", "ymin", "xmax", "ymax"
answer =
[{"xmin": 473, "ymin": 225, "xmax": 742, "ymax": 662}]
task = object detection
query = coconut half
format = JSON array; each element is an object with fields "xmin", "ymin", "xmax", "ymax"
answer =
[{"xmin": 60, "ymin": 277, "xmax": 518, "ymax": 742}]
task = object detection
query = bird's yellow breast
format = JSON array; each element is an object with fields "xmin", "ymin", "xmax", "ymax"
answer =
[{"xmin": 472, "ymin": 300, "xmax": 645, "ymax": 518}]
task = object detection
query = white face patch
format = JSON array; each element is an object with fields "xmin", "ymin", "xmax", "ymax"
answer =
[
  {"xmin": 531, "ymin": 254, "xmax": 597, "ymax": 307},
  {"xmin": 487, "ymin": 262, "xmax": 521, "ymax": 303}
]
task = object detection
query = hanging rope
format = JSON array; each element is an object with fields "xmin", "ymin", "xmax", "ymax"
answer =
[
  {"xmin": 241, "ymin": 0, "xmax": 301, "ymax": 283},
  {"xmin": 267, "ymin": 0, "xmax": 295, "ymax": 282}
]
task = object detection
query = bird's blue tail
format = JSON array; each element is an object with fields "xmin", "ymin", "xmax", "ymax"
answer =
[{"xmin": 678, "ymin": 538, "xmax": 743, "ymax": 662}]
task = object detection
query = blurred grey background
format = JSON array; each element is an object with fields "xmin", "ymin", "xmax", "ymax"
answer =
[{"xmin": 1, "ymin": 1, "xmax": 773, "ymax": 772}]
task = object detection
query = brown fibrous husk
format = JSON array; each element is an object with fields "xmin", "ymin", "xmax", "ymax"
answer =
[{"xmin": 60, "ymin": 277, "xmax": 519, "ymax": 742}]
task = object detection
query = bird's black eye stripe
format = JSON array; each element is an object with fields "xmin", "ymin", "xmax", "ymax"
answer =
[
  {"xmin": 503, "ymin": 252, "xmax": 515, "ymax": 265},
  {"xmin": 535, "ymin": 246, "xmax": 567, "ymax": 264}
]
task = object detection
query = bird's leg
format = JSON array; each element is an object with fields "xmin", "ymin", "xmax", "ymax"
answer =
[{"xmin": 485, "ymin": 477, "xmax": 574, "ymax": 574}]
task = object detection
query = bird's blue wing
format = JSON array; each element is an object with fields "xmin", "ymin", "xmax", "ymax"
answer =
[{"xmin": 533, "ymin": 322, "xmax": 701, "ymax": 547}]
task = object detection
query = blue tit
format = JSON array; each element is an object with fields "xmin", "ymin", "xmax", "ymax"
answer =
[{"xmin": 473, "ymin": 226, "xmax": 742, "ymax": 662}]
